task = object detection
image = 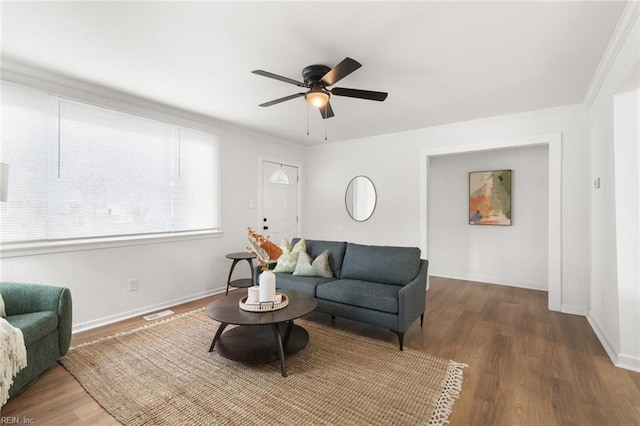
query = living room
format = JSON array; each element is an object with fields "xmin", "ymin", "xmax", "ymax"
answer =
[{"xmin": 1, "ymin": 1, "xmax": 639, "ymax": 425}]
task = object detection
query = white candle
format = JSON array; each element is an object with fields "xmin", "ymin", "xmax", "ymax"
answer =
[
  {"xmin": 259, "ymin": 270, "xmax": 276, "ymax": 302},
  {"xmin": 247, "ymin": 286, "xmax": 260, "ymax": 304}
]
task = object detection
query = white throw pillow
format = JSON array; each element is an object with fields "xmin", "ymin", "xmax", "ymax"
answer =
[
  {"xmin": 0, "ymin": 293, "xmax": 6, "ymax": 318},
  {"xmin": 280, "ymin": 238, "xmax": 292, "ymax": 252},
  {"xmin": 293, "ymin": 250, "xmax": 333, "ymax": 278},
  {"xmin": 273, "ymin": 238, "xmax": 306, "ymax": 273}
]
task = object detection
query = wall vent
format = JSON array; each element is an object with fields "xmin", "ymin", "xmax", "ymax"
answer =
[{"xmin": 143, "ymin": 309, "xmax": 174, "ymax": 321}]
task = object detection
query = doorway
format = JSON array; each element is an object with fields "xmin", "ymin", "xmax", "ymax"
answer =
[
  {"xmin": 419, "ymin": 133, "xmax": 562, "ymax": 311},
  {"xmin": 261, "ymin": 160, "xmax": 299, "ymax": 244}
]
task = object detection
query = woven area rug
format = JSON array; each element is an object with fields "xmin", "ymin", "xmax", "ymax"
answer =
[{"xmin": 61, "ymin": 309, "xmax": 466, "ymax": 425}]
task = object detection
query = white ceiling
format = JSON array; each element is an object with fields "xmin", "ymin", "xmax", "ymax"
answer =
[{"xmin": 1, "ymin": 1, "xmax": 627, "ymax": 145}]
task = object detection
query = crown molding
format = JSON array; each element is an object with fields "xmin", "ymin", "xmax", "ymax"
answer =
[
  {"xmin": 583, "ymin": 1, "xmax": 640, "ymax": 107},
  {"xmin": 1, "ymin": 58, "xmax": 302, "ymax": 148},
  {"xmin": 1, "ymin": 58, "xmax": 227, "ymax": 134}
]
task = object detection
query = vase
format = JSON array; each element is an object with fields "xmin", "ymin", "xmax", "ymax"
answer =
[{"xmin": 259, "ymin": 270, "xmax": 276, "ymax": 302}]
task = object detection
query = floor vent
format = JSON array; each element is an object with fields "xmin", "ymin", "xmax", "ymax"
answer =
[{"xmin": 143, "ymin": 309, "xmax": 175, "ymax": 321}]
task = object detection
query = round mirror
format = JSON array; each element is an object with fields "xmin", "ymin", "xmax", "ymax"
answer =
[{"xmin": 345, "ymin": 176, "xmax": 377, "ymax": 222}]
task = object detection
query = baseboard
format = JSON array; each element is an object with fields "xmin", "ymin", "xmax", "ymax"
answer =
[
  {"xmin": 586, "ymin": 313, "xmax": 619, "ymax": 365},
  {"xmin": 71, "ymin": 286, "xmax": 226, "ymax": 333},
  {"xmin": 587, "ymin": 314, "xmax": 640, "ymax": 373},
  {"xmin": 431, "ymin": 272, "xmax": 547, "ymax": 292},
  {"xmin": 561, "ymin": 305, "xmax": 588, "ymax": 316},
  {"xmin": 616, "ymin": 354, "xmax": 640, "ymax": 373}
]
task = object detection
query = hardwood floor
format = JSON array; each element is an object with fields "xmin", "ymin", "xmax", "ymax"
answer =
[{"xmin": 3, "ymin": 277, "xmax": 639, "ymax": 425}]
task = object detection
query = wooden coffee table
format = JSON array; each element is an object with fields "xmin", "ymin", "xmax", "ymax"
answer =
[{"xmin": 206, "ymin": 290, "xmax": 317, "ymax": 377}]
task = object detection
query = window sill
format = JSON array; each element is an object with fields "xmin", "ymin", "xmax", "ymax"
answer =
[{"xmin": 0, "ymin": 230, "xmax": 224, "ymax": 258}]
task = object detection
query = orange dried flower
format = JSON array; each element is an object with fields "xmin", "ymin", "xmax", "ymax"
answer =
[
  {"xmin": 265, "ymin": 240, "xmax": 283, "ymax": 260},
  {"xmin": 246, "ymin": 227, "xmax": 282, "ymax": 271}
]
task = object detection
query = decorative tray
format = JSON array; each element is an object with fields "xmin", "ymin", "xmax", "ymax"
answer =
[{"xmin": 239, "ymin": 293, "xmax": 289, "ymax": 312}]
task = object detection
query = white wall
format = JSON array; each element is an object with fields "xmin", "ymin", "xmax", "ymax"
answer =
[
  {"xmin": 587, "ymin": 7, "xmax": 640, "ymax": 371},
  {"xmin": 427, "ymin": 146, "xmax": 549, "ymax": 290},
  {"xmin": 0, "ymin": 69, "xmax": 305, "ymax": 331},
  {"xmin": 306, "ymin": 106, "xmax": 590, "ymax": 311},
  {"xmin": 614, "ymin": 87, "xmax": 640, "ymax": 366},
  {"xmin": 304, "ymin": 136, "xmax": 423, "ymax": 246}
]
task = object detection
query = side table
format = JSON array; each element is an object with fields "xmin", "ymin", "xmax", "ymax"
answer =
[{"xmin": 225, "ymin": 252, "xmax": 256, "ymax": 295}]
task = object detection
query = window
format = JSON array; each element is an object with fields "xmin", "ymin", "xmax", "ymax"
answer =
[
  {"xmin": 270, "ymin": 169, "xmax": 291, "ymax": 185},
  {"xmin": 0, "ymin": 83, "xmax": 220, "ymax": 243}
]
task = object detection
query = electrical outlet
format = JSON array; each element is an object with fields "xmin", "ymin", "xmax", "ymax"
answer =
[{"xmin": 128, "ymin": 278, "xmax": 138, "ymax": 292}]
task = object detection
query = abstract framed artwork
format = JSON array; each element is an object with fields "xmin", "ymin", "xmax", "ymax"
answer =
[{"xmin": 469, "ymin": 169, "xmax": 512, "ymax": 225}]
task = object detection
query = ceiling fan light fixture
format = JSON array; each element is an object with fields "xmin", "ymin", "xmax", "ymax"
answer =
[
  {"xmin": 305, "ymin": 88, "xmax": 330, "ymax": 108},
  {"xmin": 253, "ymin": 58, "xmax": 387, "ymax": 122}
]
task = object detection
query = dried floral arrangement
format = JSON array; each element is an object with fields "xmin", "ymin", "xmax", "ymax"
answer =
[{"xmin": 246, "ymin": 227, "xmax": 283, "ymax": 271}]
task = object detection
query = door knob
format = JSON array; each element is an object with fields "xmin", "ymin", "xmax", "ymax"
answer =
[{"xmin": 263, "ymin": 226, "xmax": 269, "ymax": 230}]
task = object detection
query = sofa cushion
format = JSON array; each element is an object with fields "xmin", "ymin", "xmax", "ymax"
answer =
[
  {"xmin": 6, "ymin": 311, "xmax": 59, "ymax": 347},
  {"xmin": 280, "ymin": 238, "xmax": 292, "ymax": 252},
  {"xmin": 274, "ymin": 273, "xmax": 333, "ymax": 297},
  {"xmin": 0, "ymin": 293, "xmax": 5, "ymax": 317},
  {"xmin": 316, "ymin": 280, "xmax": 399, "ymax": 314},
  {"xmin": 273, "ymin": 251, "xmax": 298, "ymax": 273},
  {"xmin": 293, "ymin": 250, "xmax": 333, "ymax": 278},
  {"xmin": 292, "ymin": 238, "xmax": 347, "ymax": 279},
  {"xmin": 339, "ymin": 243, "xmax": 421, "ymax": 285},
  {"xmin": 273, "ymin": 239, "xmax": 306, "ymax": 273}
]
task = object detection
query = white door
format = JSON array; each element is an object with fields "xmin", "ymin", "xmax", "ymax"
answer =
[{"xmin": 262, "ymin": 161, "xmax": 298, "ymax": 245}]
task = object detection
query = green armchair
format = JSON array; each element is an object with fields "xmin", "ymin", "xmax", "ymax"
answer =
[{"xmin": 0, "ymin": 282, "xmax": 72, "ymax": 398}]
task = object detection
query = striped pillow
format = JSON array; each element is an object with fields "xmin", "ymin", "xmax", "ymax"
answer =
[{"xmin": 273, "ymin": 238, "xmax": 306, "ymax": 273}]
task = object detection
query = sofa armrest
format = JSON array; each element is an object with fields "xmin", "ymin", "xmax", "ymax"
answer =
[
  {"xmin": 397, "ymin": 259, "xmax": 429, "ymax": 332},
  {"xmin": 57, "ymin": 287, "xmax": 73, "ymax": 355},
  {"xmin": 0, "ymin": 282, "xmax": 73, "ymax": 355}
]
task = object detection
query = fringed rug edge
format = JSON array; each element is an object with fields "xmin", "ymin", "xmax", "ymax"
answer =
[{"xmin": 428, "ymin": 360, "xmax": 468, "ymax": 425}]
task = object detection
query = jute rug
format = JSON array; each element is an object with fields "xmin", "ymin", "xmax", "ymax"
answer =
[{"xmin": 61, "ymin": 309, "xmax": 466, "ymax": 425}]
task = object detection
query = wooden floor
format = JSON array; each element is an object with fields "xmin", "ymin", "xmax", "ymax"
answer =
[{"xmin": 3, "ymin": 277, "xmax": 640, "ymax": 425}]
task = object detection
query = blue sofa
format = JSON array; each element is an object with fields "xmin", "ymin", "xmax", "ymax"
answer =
[{"xmin": 256, "ymin": 239, "xmax": 429, "ymax": 350}]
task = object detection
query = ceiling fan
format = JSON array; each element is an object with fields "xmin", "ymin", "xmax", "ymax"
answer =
[{"xmin": 252, "ymin": 57, "xmax": 388, "ymax": 119}]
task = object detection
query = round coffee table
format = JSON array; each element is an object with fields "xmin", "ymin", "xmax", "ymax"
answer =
[{"xmin": 206, "ymin": 290, "xmax": 317, "ymax": 377}]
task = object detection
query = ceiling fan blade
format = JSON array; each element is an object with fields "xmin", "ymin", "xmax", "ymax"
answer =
[
  {"xmin": 320, "ymin": 57, "xmax": 362, "ymax": 86},
  {"xmin": 319, "ymin": 101, "xmax": 335, "ymax": 119},
  {"xmin": 331, "ymin": 87, "xmax": 388, "ymax": 102},
  {"xmin": 252, "ymin": 70, "xmax": 306, "ymax": 87},
  {"xmin": 259, "ymin": 92, "xmax": 305, "ymax": 107}
]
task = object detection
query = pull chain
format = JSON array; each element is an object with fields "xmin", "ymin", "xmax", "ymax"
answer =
[
  {"xmin": 324, "ymin": 119, "xmax": 327, "ymax": 141},
  {"xmin": 324, "ymin": 104, "xmax": 328, "ymax": 141},
  {"xmin": 306, "ymin": 105, "xmax": 310, "ymax": 136}
]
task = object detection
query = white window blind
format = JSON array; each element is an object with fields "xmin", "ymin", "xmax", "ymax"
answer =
[
  {"xmin": 0, "ymin": 85, "xmax": 58, "ymax": 242},
  {"xmin": 172, "ymin": 127, "xmax": 220, "ymax": 232},
  {"xmin": 0, "ymin": 83, "xmax": 221, "ymax": 243}
]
